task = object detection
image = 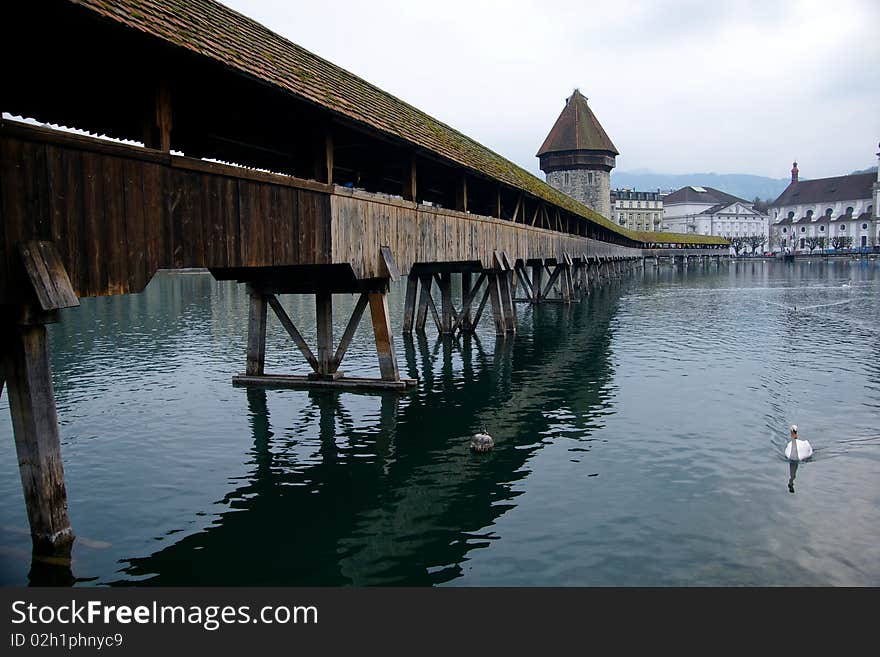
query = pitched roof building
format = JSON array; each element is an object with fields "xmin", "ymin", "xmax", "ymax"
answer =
[
  {"xmin": 768, "ymin": 152, "xmax": 879, "ymax": 253},
  {"xmin": 662, "ymin": 186, "xmax": 769, "ymax": 246},
  {"xmin": 537, "ymin": 90, "xmax": 617, "ymax": 218}
]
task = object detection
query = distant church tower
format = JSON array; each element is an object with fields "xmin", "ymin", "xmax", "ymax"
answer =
[{"xmin": 537, "ymin": 89, "xmax": 618, "ymax": 218}]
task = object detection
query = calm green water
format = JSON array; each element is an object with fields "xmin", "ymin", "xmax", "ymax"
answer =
[{"xmin": 1, "ymin": 259, "xmax": 879, "ymax": 586}]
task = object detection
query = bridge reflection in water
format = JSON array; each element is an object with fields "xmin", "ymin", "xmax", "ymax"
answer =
[{"xmin": 113, "ymin": 283, "xmax": 622, "ymax": 586}]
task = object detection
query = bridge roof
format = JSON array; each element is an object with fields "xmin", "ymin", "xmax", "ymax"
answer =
[{"xmin": 66, "ymin": 0, "xmax": 724, "ymax": 247}]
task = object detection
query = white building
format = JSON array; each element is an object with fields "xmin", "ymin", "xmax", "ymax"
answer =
[
  {"xmin": 661, "ymin": 186, "xmax": 770, "ymax": 245},
  {"xmin": 611, "ymin": 189, "xmax": 663, "ymax": 232},
  {"xmin": 768, "ymin": 155, "xmax": 878, "ymax": 253}
]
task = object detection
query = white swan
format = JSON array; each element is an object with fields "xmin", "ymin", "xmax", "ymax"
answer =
[
  {"xmin": 784, "ymin": 424, "xmax": 813, "ymax": 461},
  {"xmin": 841, "ymin": 279, "xmax": 851, "ymax": 288}
]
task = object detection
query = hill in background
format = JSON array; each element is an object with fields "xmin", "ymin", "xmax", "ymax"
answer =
[{"xmin": 611, "ymin": 171, "xmax": 791, "ymax": 201}]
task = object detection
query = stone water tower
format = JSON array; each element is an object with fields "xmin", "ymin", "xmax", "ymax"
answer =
[{"xmin": 537, "ymin": 89, "xmax": 618, "ymax": 218}]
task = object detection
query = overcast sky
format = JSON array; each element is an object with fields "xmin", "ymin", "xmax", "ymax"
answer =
[{"xmin": 222, "ymin": 0, "xmax": 878, "ymax": 180}]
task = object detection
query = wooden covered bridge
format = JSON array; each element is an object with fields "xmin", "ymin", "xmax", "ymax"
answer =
[{"xmin": 1, "ymin": 0, "xmax": 726, "ymax": 563}]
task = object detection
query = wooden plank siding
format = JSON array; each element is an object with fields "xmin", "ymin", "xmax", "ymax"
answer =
[
  {"xmin": 330, "ymin": 188, "xmax": 643, "ymax": 279},
  {"xmin": 0, "ymin": 123, "xmax": 331, "ymax": 303}
]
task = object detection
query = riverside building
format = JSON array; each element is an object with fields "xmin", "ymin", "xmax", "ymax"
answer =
[
  {"xmin": 768, "ymin": 150, "xmax": 879, "ymax": 253},
  {"xmin": 661, "ymin": 186, "xmax": 769, "ymax": 241},
  {"xmin": 611, "ymin": 189, "xmax": 663, "ymax": 232}
]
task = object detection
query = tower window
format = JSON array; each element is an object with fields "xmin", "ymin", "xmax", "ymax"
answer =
[
  {"xmin": 564, "ymin": 172, "xmax": 570, "ymax": 185},
  {"xmin": 588, "ymin": 172, "xmax": 594, "ymax": 184}
]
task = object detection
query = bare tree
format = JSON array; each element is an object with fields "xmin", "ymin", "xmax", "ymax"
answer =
[
  {"xmin": 804, "ymin": 235, "xmax": 825, "ymax": 254},
  {"xmin": 725, "ymin": 234, "xmax": 747, "ymax": 256},
  {"xmin": 831, "ymin": 235, "xmax": 853, "ymax": 251},
  {"xmin": 747, "ymin": 234, "xmax": 768, "ymax": 255}
]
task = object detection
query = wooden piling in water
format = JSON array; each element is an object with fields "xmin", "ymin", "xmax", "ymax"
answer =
[
  {"xmin": 3, "ymin": 316, "xmax": 75, "ymax": 562},
  {"xmin": 246, "ymin": 289, "xmax": 268, "ymax": 375}
]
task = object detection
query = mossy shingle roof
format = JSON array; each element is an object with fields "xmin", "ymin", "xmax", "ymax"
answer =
[
  {"xmin": 69, "ymin": 0, "xmax": 725, "ymax": 247},
  {"xmin": 537, "ymin": 90, "xmax": 618, "ymax": 156}
]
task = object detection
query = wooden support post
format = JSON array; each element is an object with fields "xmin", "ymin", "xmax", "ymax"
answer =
[
  {"xmin": 144, "ymin": 80, "xmax": 173, "ymax": 152},
  {"xmin": 332, "ymin": 293, "xmax": 370, "ymax": 372},
  {"xmin": 456, "ymin": 176, "xmax": 468, "ymax": 213},
  {"xmin": 402, "ymin": 274, "xmax": 418, "ymax": 334},
  {"xmin": 515, "ymin": 264, "xmax": 534, "ymax": 301},
  {"xmin": 487, "ymin": 273, "xmax": 506, "ymax": 335},
  {"xmin": 415, "ymin": 275, "xmax": 432, "ymax": 334},
  {"xmin": 531, "ymin": 262, "xmax": 544, "ymax": 302},
  {"xmin": 460, "ymin": 272, "xmax": 473, "ymax": 331},
  {"xmin": 403, "ymin": 156, "xmax": 417, "ymax": 202},
  {"xmin": 562, "ymin": 265, "xmax": 573, "ymax": 303},
  {"xmin": 325, "ymin": 131, "xmax": 334, "ymax": 185},
  {"xmin": 471, "ymin": 284, "xmax": 491, "ymax": 331},
  {"xmin": 368, "ymin": 293, "xmax": 400, "ymax": 381},
  {"xmin": 541, "ymin": 264, "xmax": 564, "ymax": 299},
  {"xmin": 439, "ymin": 272, "xmax": 454, "ymax": 334},
  {"xmin": 453, "ymin": 273, "xmax": 486, "ymax": 334},
  {"xmin": 498, "ymin": 270, "xmax": 516, "ymax": 331},
  {"xmin": 267, "ymin": 295, "xmax": 319, "ymax": 372},
  {"xmin": 246, "ymin": 289, "xmax": 268, "ymax": 376},
  {"xmin": 315, "ymin": 291, "xmax": 333, "ymax": 376},
  {"xmin": 3, "ymin": 318, "xmax": 74, "ymax": 561}
]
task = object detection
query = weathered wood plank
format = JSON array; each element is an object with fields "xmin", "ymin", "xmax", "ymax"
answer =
[
  {"xmin": 246, "ymin": 291, "xmax": 268, "ymax": 376},
  {"xmin": 332, "ymin": 293, "xmax": 369, "ymax": 371},
  {"xmin": 3, "ymin": 322, "xmax": 74, "ymax": 560},
  {"xmin": 266, "ymin": 294, "xmax": 319, "ymax": 372},
  {"xmin": 17, "ymin": 241, "xmax": 79, "ymax": 310},
  {"xmin": 121, "ymin": 158, "xmax": 148, "ymax": 292},
  {"xmin": 80, "ymin": 151, "xmax": 107, "ymax": 296},
  {"xmin": 368, "ymin": 292, "xmax": 400, "ymax": 381},
  {"xmin": 101, "ymin": 155, "xmax": 128, "ymax": 294}
]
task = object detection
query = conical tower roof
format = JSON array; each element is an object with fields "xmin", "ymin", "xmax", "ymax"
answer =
[{"xmin": 537, "ymin": 89, "xmax": 618, "ymax": 156}]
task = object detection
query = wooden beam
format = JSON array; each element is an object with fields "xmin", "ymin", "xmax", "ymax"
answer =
[
  {"xmin": 542, "ymin": 264, "xmax": 564, "ymax": 299},
  {"xmin": 17, "ymin": 242, "xmax": 79, "ymax": 311},
  {"xmin": 3, "ymin": 320, "xmax": 74, "ymax": 560},
  {"xmin": 315, "ymin": 291, "xmax": 333, "ymax": 375},
  {"xmin": 369, "ymin": 293, "xmax": 400, "ymax": 381},
  {"xmin": 402, "ymin": 274, "xmax": 418, "ymax": 334},
  {"xmin": 515, "ymin": 264, "xmax": 534, "ymax": 300},
  {"xmin": 499, "ymin": 270, "xmax": 517, "ymax": 331},
  {"xmin": 246, "ymin": 290, "xmax": 268, "ymax": 375},
  {"xmin": 403, "ymin": 155, "xmax": 417, "ymax": 202},
  {"xmin": 460, "ymin": 271, "xmax": 473, "ymax": 331},
  {"xmin": 487, "ymin": 273, "xmax": 506, "ymax": 335},
  {"xmin": 531, "ymin": 262, "xmax": 544, "ymax": 302},
  {"xmin": 452, "ymin": 272, "xmax": 486, "ymax": 333},
  {"xmin": 425, "ymin": 286, "xmax": 443, "ymax": 333},
  {"xmin": 325, "ymin": 130, "xmax": 334, "ymax": 185},
  {"xmin": 456, "ymin": 175, "xmax": 468, "ymax": 212},
  {"xmin": 266, "ymin": 295, "xmax": 319, "ymax": 372},
  {"xmin": 439, "ymin": 272, "xmax": 453, "ymax": 334},
  {"xmin": 332, "ymin": 293, "xmax": 369, "ymax": 371},
  {"xmin": 496, "ymin": 187, "xmax": 502, "ymax": 219},
  {"xmin": 156, "ymin": 81, "xmax": 172, "ymax": 153},
  {"xmin": 415, "ymin": 275, "xmax": 432, "ymax": 333},
  {"xmin": 470, "ymin": 280, "xmax": 491, "ymax": 331}
]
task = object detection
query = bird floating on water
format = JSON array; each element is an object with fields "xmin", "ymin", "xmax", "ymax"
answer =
[
  {"xmin": 470, "ymin": 427, "xmax": 494, "ymax": 453},
  {"xmin": 842, "ymin": 279, "xmax": 852, "ymax": 288},
  {"xmin": 785, "ymin": 424, "xmax": 813, "ymax": 461}
]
